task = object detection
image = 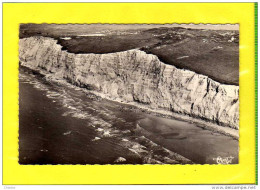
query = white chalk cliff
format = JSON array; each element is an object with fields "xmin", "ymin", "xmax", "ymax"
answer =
[{"xmin": 19, "ymin": 36, "xmax": 239, "ymax": 129}]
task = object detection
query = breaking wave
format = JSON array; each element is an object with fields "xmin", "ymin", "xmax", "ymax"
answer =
[{"xmin": 19, "ymin": 70, "xmax": 192, "ymax": 164}]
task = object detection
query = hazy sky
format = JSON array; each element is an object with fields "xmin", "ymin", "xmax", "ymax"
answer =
[
  {"xmin": 22, "ymin": 23, "xmax": 239, "ymax": 33},
  {"xmin": 103, "ymin": 24, "xmax": 239, "ymax": 31},
  {"xmin": 72, "ymin": 24, "xmax": 239, "ymax": 30},
  {"xmin": 164, "ymin": 24, "xmax": 239, "ymax": 30}
]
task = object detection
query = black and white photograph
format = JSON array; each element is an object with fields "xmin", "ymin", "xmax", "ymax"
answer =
[{"xmin": 18, "ymin": 24, "xmax": 239, "ymax": 165}]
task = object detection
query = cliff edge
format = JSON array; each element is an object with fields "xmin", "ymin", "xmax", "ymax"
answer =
[{"xmin": 19, "ymin": 36, "xmax": 239, "ymax": 129}]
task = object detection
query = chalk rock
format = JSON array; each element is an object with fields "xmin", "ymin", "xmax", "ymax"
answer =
[
  {"xmin": 19, "ymin": 36, "xmax": 239, "ymax": 129},
  {"xmin": 114, "ymin": 157, "xmax": 126, "ymax": 163}
]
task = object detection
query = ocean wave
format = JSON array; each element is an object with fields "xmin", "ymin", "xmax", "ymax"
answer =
[{"xmin": 19, "ymin": 69, "xmax": 192, "ymax": 164}]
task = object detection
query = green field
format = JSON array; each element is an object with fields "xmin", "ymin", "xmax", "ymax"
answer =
[{"xmin": 20, "ymin": 24, "xmax": 239, "ymax": 85}]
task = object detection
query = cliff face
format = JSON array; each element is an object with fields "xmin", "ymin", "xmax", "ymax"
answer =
[{"xmin": 19, "ymin": 36, "xmax": 239, "ymax": 129}]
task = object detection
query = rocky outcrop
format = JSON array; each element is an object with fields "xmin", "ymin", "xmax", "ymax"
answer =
[{"xmin": 19, "ymin": 36, "xmax": 239, "ymax": 129}]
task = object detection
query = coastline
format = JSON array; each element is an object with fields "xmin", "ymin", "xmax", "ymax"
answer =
[
  {"xmin": 19, "ymin": 66, "xmax": 195, "ymax": 164},
  {"xmin": 20, "ymin": 63, "xmax": 239, "ymax": 140}
]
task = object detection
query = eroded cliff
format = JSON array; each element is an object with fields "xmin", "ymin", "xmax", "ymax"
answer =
[{"xmin": 19, "ymin": 36, "xmax": 239, "ymax": 129}]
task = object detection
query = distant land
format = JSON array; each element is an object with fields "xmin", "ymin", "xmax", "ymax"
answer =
[{"xmin": 20, "ymin": 24, "xmax": 239, "ymax": 85}]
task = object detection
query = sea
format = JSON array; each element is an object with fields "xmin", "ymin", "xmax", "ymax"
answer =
[{"xmin": 19, "ymin": 67, "xmax": 238, "ymax": 165}]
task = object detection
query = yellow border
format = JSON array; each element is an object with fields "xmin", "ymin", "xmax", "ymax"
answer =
[{"xmin": 3, "ymin": 3, "xmax": 256, "ymax": 184}]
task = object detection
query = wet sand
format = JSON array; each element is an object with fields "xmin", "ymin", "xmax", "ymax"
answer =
[
  {"xmin": 137, "ymin": 117, "xmax": 238, "ymax": 164},
  {"xmin": 19, "ymin": 67, "xmax": 238, "ymax": 164}
]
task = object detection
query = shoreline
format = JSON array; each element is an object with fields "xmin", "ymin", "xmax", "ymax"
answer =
[
  {"xmin": 20, "ymin": 64, "xmax": 239, "ymax": 140},
  {"xmin": 19, "ymin": 67, "xmax": 195, "ymax": 164}
]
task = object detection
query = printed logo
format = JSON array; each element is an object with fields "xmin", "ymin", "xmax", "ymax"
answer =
[{"xmin": 213, "ymin": 156, "xmax": 234, "ymax": 164}]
